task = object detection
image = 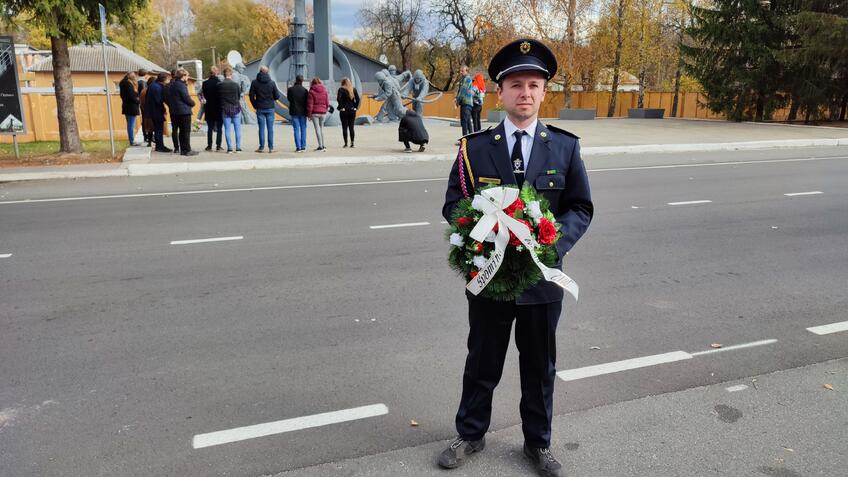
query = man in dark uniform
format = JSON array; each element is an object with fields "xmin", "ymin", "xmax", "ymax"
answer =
[{"xmin": 439, "ymin": 39, "xmax": 593, "ymax": 477}]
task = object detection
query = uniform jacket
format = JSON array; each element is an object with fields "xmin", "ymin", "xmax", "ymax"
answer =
[{"xmin": 442, "ymin": 121, "xmax": 593, "ymax": 305}]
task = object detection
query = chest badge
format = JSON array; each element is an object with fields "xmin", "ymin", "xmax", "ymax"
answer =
[{"xmin": 494, "ymin": 134, "xmax": 501, "ymax": 141}]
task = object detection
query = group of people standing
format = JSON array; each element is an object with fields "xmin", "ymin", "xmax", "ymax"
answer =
[
  {"xmin": 119, "ymin": 67, "xmax": 361, "ymax": 155},
  {"xmin": 454, "ymin": 65, "xmax": 487, "ymax": 137}
]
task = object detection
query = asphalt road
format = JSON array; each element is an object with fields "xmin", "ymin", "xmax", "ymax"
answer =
[{"xmin": 1, "ymin": 147, "xmax": 847, "ymax": 476}]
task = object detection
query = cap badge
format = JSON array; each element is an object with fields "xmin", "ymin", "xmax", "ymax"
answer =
[{"xmin": 520, "ymin": 41, "xmax": 531, "ymax": 54}]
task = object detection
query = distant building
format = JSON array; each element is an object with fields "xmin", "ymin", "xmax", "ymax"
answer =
[
  {"xmin": 590, "ymin": 68, "xmax": 640, "ymax": 92},
  {"xmin": 25, "ymin": 41, "xmax": 168, "ymax": 91}
]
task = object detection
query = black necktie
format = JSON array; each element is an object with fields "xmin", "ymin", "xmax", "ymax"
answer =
[{"xmin": 511, "ymin": 130, "xmax": 527, "ymax": 186}]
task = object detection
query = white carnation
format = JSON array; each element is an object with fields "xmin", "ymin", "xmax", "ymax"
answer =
[
  {"xmin": 527, "ymin": 201, "xmax": 543, "ymax": 222},
  {"xmin": 472, "ymin": 255, "xmax": 488, "ymax": 269},
  {"xmin": 449, "ymin": 233, "xmax": 465, "ymax": 247},
  {"xmin": 471, "ymin": 195, "xmax": 487, "ymax": 211}
]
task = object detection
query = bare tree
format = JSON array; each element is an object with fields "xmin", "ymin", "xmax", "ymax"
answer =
[
  {"xmin": 607, "ymin": 0, "xmax": 626, "ymax": 117},
  {"xmin": 358, "ymin": 0, "xmax": 424, "ymax": 71}
]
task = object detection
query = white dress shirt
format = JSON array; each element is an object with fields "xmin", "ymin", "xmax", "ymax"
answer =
[{"xmin": 503, "ymin": 116, "xmax": 537, "ymax": 173}]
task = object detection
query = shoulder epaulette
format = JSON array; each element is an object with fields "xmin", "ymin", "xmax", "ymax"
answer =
[
  {"xmin": 461, "ymin": 127, "xmax": 492, "ymax": 141},
  {"xmin": 545, "ymin": 124, "xmax": 580, "ymax": 140}
]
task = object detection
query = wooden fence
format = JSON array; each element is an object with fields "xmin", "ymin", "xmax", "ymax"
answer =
[{"xmin": 2, "ymin": 90, "xmax": 792, "ymax": 144}]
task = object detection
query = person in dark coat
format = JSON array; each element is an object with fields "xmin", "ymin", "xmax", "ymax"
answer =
[
  {"xmin": 144, "ymin": 72, "xmax": 171, "ymax": 152},
  {"xmin": 217, "ymin": 66, "xmax": 243, "ymax": 153},
  {"xmin": 119, "ymin": 71, "xmax": 140, "ymax": 146},
  {"xmin": 201, "ymin": 66, "xmax": 223, "ymax": 151},
  {"xmin": 336, "ymin": 77, "xmax": 360, "ymax": 148},
  {"xmin": 167, "ymin": 68, "xmax": 197, "ymax": 156},
  {"xmin": 438, "ymin": 39, "xmax": 593, "ymax": 477},
  {"xmin": 398, "ymin": 109, "xmax": 429, "ymax": 152},
  {"xmin": 286, "ymin": 75, "xmax": 308, "ymax": 152},
  {"xmin": 137, "ymin": 69, "xmax": 152, "ymax": 145},
  {"xmin": 249, "ymin": 65, "xmax": 281, "ymax": 153}
]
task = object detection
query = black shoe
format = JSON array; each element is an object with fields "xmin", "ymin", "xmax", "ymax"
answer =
[
  {"xmin": 350, "ymin": 143, "xmax": 354, "ymax": 148},
  {"xmin": 216, "ymin": 146, "xmax": 223, "ymax": 151},
  {"xmin": 523, "ymin": 443, "xmax": 563, "ymax": 477},
  {"xmin": 205, "ymin": 146, "xmax": 212, "ymax": 151},
  {"xmin": 255, "ymin": 147, "xmax": 265, "ymax": 153},
  {"xmin": 268, "ymin": 149, "xmax": 274, "ymax": 154},
  {"xmin": 418, "ymin": 145, "xmax": 426, "ymax": 152},
  {"xmin": 181, "ymin": 150, "xmax": 199, "ymax": 156},
  {"xmin": 155, "ymin": 147, "xmax": 173, "ymax": 153},
  {"xmin": 343, "ymin": 143, "xmax": 348, "ymax": 148},
  {"xmin": 173, "ymin": 149, "xmax": 180, "ymax": 154},
  {"xmin": 315, "ymin": 147, "xmax": 323, "ymax": 151},
  {"xmin": 437, "ymin": 436, "xmax": 485, "ymax": 469},
  {"xmin": 404, "ymin": 148, "xmax": 412, "ymax": 153}
]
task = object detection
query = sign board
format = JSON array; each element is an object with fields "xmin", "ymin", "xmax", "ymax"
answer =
[{"xmin": 0, "ymin": 36, "xmax": 26, "ymax": 135}]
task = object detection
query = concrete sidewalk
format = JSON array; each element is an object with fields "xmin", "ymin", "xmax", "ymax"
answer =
[
  {"xmin": 2, "ymin": 118, "xmax": 847, "ymax": 182},
  {"xmin": 270, "ymin": 358, "xmax": 848, "ymax": 477}
]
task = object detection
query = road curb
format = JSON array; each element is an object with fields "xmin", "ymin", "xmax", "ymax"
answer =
[{"xmin": 2, "ymin": 138, "xmax": 847, "ymax": 182}]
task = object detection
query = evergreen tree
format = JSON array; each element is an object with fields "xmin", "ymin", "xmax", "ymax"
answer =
[
  {"xmin": 682, "ymin": 0, "xmax": 791, "ymax": 121},
  {"xmin": 780, "ymin": 0, "xmax": 848, "ymax": 122}
]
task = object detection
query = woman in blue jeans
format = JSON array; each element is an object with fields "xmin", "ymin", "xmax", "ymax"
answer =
[
  {"xmin": 217, "ymin": 67, "xmax": 242, "ymax": 153},
  {"xmin": 119, "ymin": 71, "xmax": 140, "ymax": 146}
]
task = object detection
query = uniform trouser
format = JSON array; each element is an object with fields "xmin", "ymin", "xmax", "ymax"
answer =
[{"xmin": 455, "ymin": 297, "xmax": 561, "ymax": 448}]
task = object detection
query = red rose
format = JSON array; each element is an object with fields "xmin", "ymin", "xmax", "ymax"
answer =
[
  {"xmin": 537, "ymin": 218, "xmax": 557, "ymax": 245},
  {"xmin": 504, "ymin": 198, "xmax": 525, "ymax": 217},
  {"xmin": 509, "ymin": 218, "xmax": 531, "ymax": 247},
  {"xmin": 457, "ymin": 216, "xmax": 472, "ymax": 227},
  {"xmin": 473, "ymin": 241, "xmax": 483, "ymax": 253},
  {"xmin": 470, "ymin": 270, "xmax": 479, "ymax": 279}
]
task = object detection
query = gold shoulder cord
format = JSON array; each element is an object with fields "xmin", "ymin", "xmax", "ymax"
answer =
[{"xmin": 461, "ymin": 137, "xmax": 475, "ymax": 190}]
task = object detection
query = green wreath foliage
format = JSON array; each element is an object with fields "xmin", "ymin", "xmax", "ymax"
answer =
[{"xmin": 446, "ymin": 184, "xmax": 561, "ymax": 301}]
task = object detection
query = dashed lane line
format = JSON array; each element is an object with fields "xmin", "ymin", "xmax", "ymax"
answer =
[
  {"xmin": 369, "ymin": 222, "xmax": 430, "ymax": 230},
  {"xmin": 191, "ymin": 404, "xmax": 389, "ymax": 449},
  {"xmin": 784, "ymin": 191, "xmax": 823, "ymax": 197},
  {"xmin": 0, "ymin": 253, "xmax": 12, "ymax": 258},
  {"xmin": 726, "ymin": 384, "xmax": 749, "ymax": 392},
  {"xmin": 170, "ymin": 236, "xmax": 243, "ymax": 245},
  {"xmin": 689, "ymin": 339, "xmax": 778, "ymax": 356},
  {"xmin": 2, "ymin": 156, "xmax": 846, "ymax": 206},
  {"xmin": 806, "ymin": 320, "xmax": 848, "ymax": 335},
  {"xmin": 667, "ymin": 200, "xmax": 713, "ymax": 206},
  {"xmin": 557, "ymin": 339, "xmax": 778, "ymax": 382}
]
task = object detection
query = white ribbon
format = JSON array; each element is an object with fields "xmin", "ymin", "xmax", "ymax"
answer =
[{"xmin": 466, "ymin": 187, "xmax": 579, "ymax": 301}]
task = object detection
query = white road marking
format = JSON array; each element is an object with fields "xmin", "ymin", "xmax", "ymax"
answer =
[
  {"xmin": 1, "ymin": 156, "xmax": 845, "ymax": 206},
  {"xmin": 668, "ymin": 200, "xmax": 712, "ymax": 206},
  {"xmin": 690, "ymin": 339, "xmax": 777, "ymax": 356},
  {"xmin": 556, "ymin": 351, "xmax": 693, "ymax": 381},
  {"xmin": 369, "ymin": 222, "xmax": 430, "ymax": 230},
  {"xmin": 807, "ymin": 321, "xmax": 848, "ymax": 335},
  {"xmin": 784, "ymin": 191, "xmax": 823, "ymax": 196},
  {"xmin": 191, "ymin": 404, "xmax": 388, "ymax": 449},
  {"xmin": 170, "ymin": 236, "xmax": 243, "ymax": 245},
  {"xmin": 0, "ymin": 253, "xmax": 12, "ymax": 258},
  {"xmin": 558, "ymin": 339, "xmax": 780, "ymax": 382},
  {"xmin": 726, "ymin": 384, "xmax": 749, "ymax": 392}
]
